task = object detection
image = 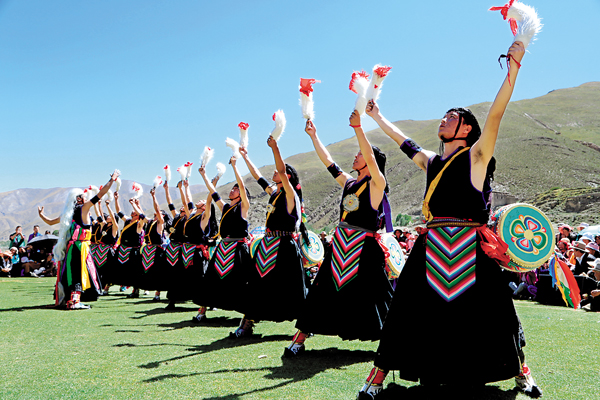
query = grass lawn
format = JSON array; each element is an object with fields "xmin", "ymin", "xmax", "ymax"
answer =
[{"xmin": 1, "ymin": 277, "xmax": 598, "ymax": 399}]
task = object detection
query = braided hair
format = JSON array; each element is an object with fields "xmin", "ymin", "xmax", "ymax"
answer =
[{"xmin": 284, "ymin": 163, "xmax": 309, "ymax": 245}]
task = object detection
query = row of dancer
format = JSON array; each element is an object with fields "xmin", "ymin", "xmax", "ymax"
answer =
[{"xmin": 37, "ymin": 40, "xmax": 541, "ymax": 398}]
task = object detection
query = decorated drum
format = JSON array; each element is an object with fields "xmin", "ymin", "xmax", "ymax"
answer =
[
  {"xmin": 491, "ymin": 203, "xmax": 555, "ymax": 272},
  {"xmin": 209, "ymin": 240, "xmax": 219, "ymax": 260},
  {"xmin": 300, "ymin": 231, "xmax": 325, "ymax": 267},
  {"xmin": 249, "ymin": 235, "xmax": 264, "ymax": 258},
  {"xmin": 382, "ymin": 233, "xmax": 405, "ymax": 279}
]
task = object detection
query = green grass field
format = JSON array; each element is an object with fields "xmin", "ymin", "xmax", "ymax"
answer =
[{"xmin": 1, "ymin": 277, "xmax": 598, "ymax": 399}]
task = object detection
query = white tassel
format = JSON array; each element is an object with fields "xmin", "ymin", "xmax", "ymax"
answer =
[
  {"xmin": 299, "ymin": 78, "xmax": 320, "ymax": 120},
  {"xmin": 86, "ymin": 185, "xmax": 99, "ymax": 201},
  {"xmin": 200, "ymin": 147, "xmax": 214, "ymax": 168},
  {"xmin": 226, "ymin": 137, "xmax": 241, "ymax": 159},
  {"xmin": 270, "ymin": 110, "xmax": 286, "ymax": 141},
  {"xmin": 152, "ymin": 175, "xmax": 163, "ymax": 189},
  {"xmin": 238, "ymin": 122, "xmax": 249, "ymax": 148},
  {"xmin": 365, "ymin": 65, "xmax": 392, "ymax": 103},
  {"xmin": 213, "ymin": 162, "xmax": 226, "ymax": 181},
  {"xmin": 102, "ymin": 189, "xmax": 114, "ymax": 203},
  {"xmin": 54, "ymin": 188, "xmax": 84, "ymax": 261},
  {"xmin": 185, "ymin": 162, "xmax": 193, "ymax": 181},
  {"xmin": 176, "ymin": 164, "xmax": 187, "ymax": 181},
  {"xmin": 164, "ymin": 165, "xmax": 172, "ymax": 183},
  {"xmin": 349, "ymin": 71, "xmax": 370, "ymax": 115},
  {"xmin": 115, "ymin": 177, "xmax": 122, "ymax": 193},
  {"xmin": 131, "ymin": 182, "xmax": 143, "ymax": 200},
  {"xmin": 506, "ymin": 2, "xmax": 542, "ymax": 48}
]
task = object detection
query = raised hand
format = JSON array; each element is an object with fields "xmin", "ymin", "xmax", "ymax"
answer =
[
  {"xmin": 366, "ymin": 100, "xmax": 380, "ymax": 118},
  {"xmin": 305, "ymin": 120, "xmax": 317, "ymax": 138},
  {"xmin": 267, "ymin": 136, "xmax": 277, "ymax": 149},
  {"xmin": 349, "ymin": 110, "xmax": 361, "ymax": 127},
  {"xmin": 507, "ymin": 41, "xmax": 525, "ymax": 65},
  {"xmin": 37, "ymin": 206, "xmax": 44, "ymax": 216}
]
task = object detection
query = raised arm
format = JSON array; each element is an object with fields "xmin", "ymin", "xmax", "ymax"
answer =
[
  {"xmin": 178, "ymin": 180, "xmax": 190, "ymax": 218},
  {"xmin": 349, "ymin": 111, "xmax": 386, "ymax": 208},
  {"xmin": 366, "ymin": 100, "xmax": 434, "ymax": 172},
  {"xmin": 163, "ymin": 181, "xmax": 176, "ymax": 218},
  {"xmin": 305, "ymin": 120, "xmax": 352, "ymax": 187},
  {"xmin": 81, "ymin": 170, "xmax": 120, "ymax": 217},
  {"xmin": 267, "ymin": 137, "xmax": 296, "ymax": 214},
  {"xmin": 199, "ymin": 166, "xmax": 226, "ymax": 212},
  {"xmin": 37, "ymin": 206, "xmax": 60, "ymax": 226},
  {"xmin": 472, "ymin": 41, "xmax": 525, "ymax": 169},
  {"xmin": 239, "ymin": 147, "xmax": 273, "ymax": 195},
  {"xmin": 200, "ymin": 171, "xmax": 219, "ymax": 230},
  {"xmin": 104, "ymin": 200, "xmax": 119, "ymax": 238},
  {"xmin": 231, "ymin": 157, "xmax": 249, "ymax": 219}
]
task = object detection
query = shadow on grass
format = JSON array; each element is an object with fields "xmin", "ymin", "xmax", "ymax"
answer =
[
  {"xmin": 0, "ymin": 304, "xmax": 57, "ymax": 312},
  {"xmin": 129, "ymin": 305, "xmax": 199, "ymax": 320},
  {"xmin": 143, "ymin": 347, "xmax": 377, "ymax": 398},
  {"xmin": 128, "ymin": 334, "xmax": 290, "ymax": 370},
  {"xmin": 375, "ymin": 382, "xmax": 520, "ymax": 400}
]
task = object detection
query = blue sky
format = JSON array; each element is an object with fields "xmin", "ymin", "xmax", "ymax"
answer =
[{"xmin": 1, "ymin": 0, "xmax": 598, "ymax": 193}]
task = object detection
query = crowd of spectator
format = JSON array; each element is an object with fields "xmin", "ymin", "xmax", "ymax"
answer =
[{"xmin": 1, "ymin": 225, "xmax": 56, "ymax": 278}]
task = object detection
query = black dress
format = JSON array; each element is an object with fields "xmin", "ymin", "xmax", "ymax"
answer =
[
  {"xmin": 164, "ymin": 213, "xmax": 188, "ymax": 302},
  {"xmin": 374, "ymin": 148, "xmax": 523, "ymax": 384},
  {"xmin": 167, "ymin": 210, "xmax": 210, "ymax": 302},
  {"xmin": 138, "ymin": 220, "xmax": 170, "ymax": 291},
  {"xmin": 113, "ymin": 218, "xmax": 144, "ymax": 287},
  {"xmin": 244, "ymin": 188, "xmax": 307, "ymax": 322},
  {"xmin": 94, "ymin": 223, "xmax": 119, "ymax": 285},
  {"xmin": 295, "ymin": 176, "xmax": 393, "ymax": 341},
  {"xmin": 195, "ymin": 202, "xmax": 252, "ymax": 312}
]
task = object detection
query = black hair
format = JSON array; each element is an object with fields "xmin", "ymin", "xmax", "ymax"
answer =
[
  {"xmin": 371, "ymin": 145, "xmax": 389, "ymax": 193},
  {"xmin": 439, "ymin": 107, "xmax": 496, "ymax": 182},
  {"xmin": 103, "ymin": 213, "xmax": 109, "ymax": 220},
  {"xmin": 208, "ymin": 203, "xmax": 218, "ymax": 237},
  {"xmin": 161, "ymin": 210, "xmax": 172, "ymax": 226},
  {"xmin": 232, "ymin": 183, "xmax": 251, "ymax": 200},
  {"xmin": 283, "ymin": 163, "xmax": 310, "ymax": 244}
]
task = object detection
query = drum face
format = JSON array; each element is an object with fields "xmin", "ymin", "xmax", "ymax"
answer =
[
  {"xmin": 301, "ymin": 231, "xmax": 324, "ymax": 266},
  {"xmin": 495, "ymin": 203, "xmax": 555, "ymax": 272},
  {"xmin": 382, "ymin": 233, "xmax": 405, "ymax": 278}
]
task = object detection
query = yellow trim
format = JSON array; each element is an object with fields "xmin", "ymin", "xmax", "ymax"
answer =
[
  {"xmin": 184, "ymin": 211, "xmax": 203, "ymax": 236},
  {"xmin": 116, "ymin": 219, "xmax": 138, "ymax": 247},
  {"xmin": 422, "ymin": 147, "xmax": 470, "ymax": 222},
  {"xmin": 265, "ymin": 191, "xmax": 283, "ymax": 224},
  {"xmin": 215, "ymin": 203, "xmax": 237, "ymax": 239}
]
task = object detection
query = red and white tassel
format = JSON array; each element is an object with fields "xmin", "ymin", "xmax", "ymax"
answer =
[
  {"xmin": 200, "ymin": 146, "xmax": 214, "ymax": 168},
  {"xmin": 176, "ymin": 164, "xmax": 187, "ymax": 181},
  {"xmin": 131, "ymin": 182, "xmax": 143, "ymax": 200},
  {"xmin": 299, "ymin": 78, "xmax": 320, "ymax": 120},
  {"xmin": 270, "ymin": 110, "xmax": 286, "ymax": 142},
  {"xmin": 152, "ymin": 175, "xmax": 163, "ymax": 190},
  {"xmin": 366, "ymin": 65, "xmax": 392, "ymax": 103},
  {"xmin": 490, "ymin": 0, "xmax": 542, "ymax": 48},
  {"xmin": 238, "ymin": 122, "xmax": 249, "ymax": 148},
  {"xmin": 164, "ymin": 165, "xmax": 172, "ymax": 183},
  {"xmin": 213, "ymin": 162, "xmax": 226, "ymax": 181},
  {"xmin": 349, "ymin": 70, "xmax": 370, "ymax": 115},
  {"xmin": 86, "ymin": 185, "xmax": 99, "ymax": 201},
  {"xmin": 226, "ymin": 138, "xmax": 241, "ymax": 159},
  {"xmin": 185, "ymin": 162, "xmax": 193, "ymax": 181}
]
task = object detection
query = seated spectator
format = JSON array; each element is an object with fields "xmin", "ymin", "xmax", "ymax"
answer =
[
  {"xmin": 9, "ymin": 226, "xmax": 26, "ymax": 251},
  {"xmin": 393, "ymin": 229, "xmax": 403, "ymax": 243},
  {"xmin": 580, "ymin": 259, "xmax": 600, "ymax": 311},
  {"xmin": 44, "ymin": 230, "xmax": 51, "ymax": 235},
  {"xmin": 581, "ymin": 234, "xmax": 594, "ymax": 246},
  {"xmin": 1, "ymin": 250, "xmax": 13, "ymax": 277},
  {"xmin": 587, "ymin": 242, "xmax": 599, "ymax": 260},
  {"xmin": 557, "ymin": 238, "xmax": 570, "ymax": 259},
  {"xmin": 577, "ymin": 222, "xmax": 589, "ymax": 232},
  {"xmin": 570, "ymin": 241, "xmax": 593, "ymax": 276},
  {"xmin": 28, "ymin": 225, "xmax": 42, "ymax": 243},
  {"xmin": 556, "ymin": 224, "xmax": 575, "ymax": 243}
]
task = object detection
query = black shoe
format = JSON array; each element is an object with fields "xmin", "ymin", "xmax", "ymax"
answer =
[
  {"xmin": 127, "ymin": 292, "xmax": 139, "ymax": 298},
  {"xmin": 191, "ymin": 314, "xmax": 206, "ymax": 323},
  {"xmin": 282, "ymin": 343, "xmax": 305, "ymax": 358}
]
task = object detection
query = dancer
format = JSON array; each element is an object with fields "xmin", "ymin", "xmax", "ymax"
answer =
[
  {"xmin": 163, "ymin": 180, "xmax": 190, "ymax": 309},
  {"xmin": 284, "ymin": 114, "xmax": 393, "ymax": 356},
  {"xmin": 37, "ymin": 170, "xmax": 119, "ymax": 309},
  {"xmin": 195, "ymin": 156, "xmax": 252, "ymax": 318},
  {"xmin": 114, "ymin": 192, "xmax": 145, "ymax": 295},
  {"xmin": 188, "ymin": 168, "xmax": 221, "ymax": 322},
  {"xmin": 235, "ymin": 138, "xmax": 308, "ymax": 337},
  {"xmin": 356, "ymin": 42, "xmax": 541, "ymax": 398},
  {"xmin": 97, "ymin": 197, "xmax": 120, "ymax": 294}
]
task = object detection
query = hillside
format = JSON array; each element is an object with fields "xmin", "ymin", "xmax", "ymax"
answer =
[{"xmin": 1, "ymin": 82, "xmax": 599, "ymax": 240}]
